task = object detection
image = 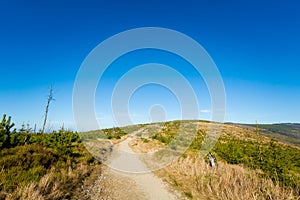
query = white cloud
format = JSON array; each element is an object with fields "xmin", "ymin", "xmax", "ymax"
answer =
[{"xmin": 200, "ymin": 109, "xmax": 210, "ymax": 113}]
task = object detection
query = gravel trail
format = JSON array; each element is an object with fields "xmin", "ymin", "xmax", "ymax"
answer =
[{"xmin": 84, "ymin": 129, "xmax": 180, "ymax": 200}]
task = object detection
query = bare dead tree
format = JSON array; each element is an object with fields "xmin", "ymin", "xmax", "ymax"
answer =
[
  {"xmin": 33, "ymin": 123, "xmax": 36, "ymax": 133},
  {"xmin": 41, "ymin": 85, "xmax": 54, "ymax": 134}
]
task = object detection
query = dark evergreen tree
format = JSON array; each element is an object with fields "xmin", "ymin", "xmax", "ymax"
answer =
[{"xmin": 0, "ymin": 114, "xmax": 15, "ymax": 149}]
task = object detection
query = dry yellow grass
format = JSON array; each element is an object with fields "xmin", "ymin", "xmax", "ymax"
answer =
[
  {"xmin": 155, "ymin": 154, "xmax": 298, "ymax": 200},
  {"xmin": 129, "ymin": 137, "xmax": 165, "ymax": 153},
  {"xmin": 6, "ymin": 163, "xmax": 93, "ymax": 200}
]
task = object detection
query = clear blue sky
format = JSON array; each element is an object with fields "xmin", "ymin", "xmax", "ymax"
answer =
[{"xmin": 0, "ymin": 0, "xmax": 299, "ymax": 131}]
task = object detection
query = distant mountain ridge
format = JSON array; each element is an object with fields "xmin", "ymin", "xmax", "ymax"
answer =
[{"xmin": 230, "ymin": 122, "xmax": 300, "ymax": 147}]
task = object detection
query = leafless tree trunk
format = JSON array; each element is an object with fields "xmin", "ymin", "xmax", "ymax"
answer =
[
  {"xmin": 33, "ymin": 123, "xmax": 36, "ymax": 133},
  {"xmin": 41, "ymin": 85, "xmax": 53, "ymax": 134}
]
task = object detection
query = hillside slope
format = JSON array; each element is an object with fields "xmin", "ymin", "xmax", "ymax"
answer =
[
  {"xmin": 105, "ymin": 120, "xmax": 300, "ymax": 199},
  {"xmin": 232, "ymin": 123, "xmax": 300, "ymax": 147}
]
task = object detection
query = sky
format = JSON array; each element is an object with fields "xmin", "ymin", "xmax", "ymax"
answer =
[{"xmin": 0, "ymin": 0, "xmax": 299, "ymax": 131}]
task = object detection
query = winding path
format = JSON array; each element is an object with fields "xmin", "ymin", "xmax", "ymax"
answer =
[{"xmin": 91, "ymin": 129, "xmax": 180, "ymax": 200}]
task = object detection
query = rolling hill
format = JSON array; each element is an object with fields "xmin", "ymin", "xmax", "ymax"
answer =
[
  {"xmin": 82, "ymin": 120, "xmax": 300, "ymax": 199},
  {"xmin": 231, "ymin": 122, "xmax": 300, "ymax": 147}
]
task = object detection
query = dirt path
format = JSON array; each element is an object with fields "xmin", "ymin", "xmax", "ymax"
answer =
[{"xmin": 85, "ymin": 130, "xmax": 181, "ymax": 200}]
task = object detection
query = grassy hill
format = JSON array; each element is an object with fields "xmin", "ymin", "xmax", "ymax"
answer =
[
  {"xmin": 1, "ymin": 115, "xmax": 300, "ymax": 199},
  {"xmin": 125, "ymin": 120, "xmax": 300, "ymax": 199}
]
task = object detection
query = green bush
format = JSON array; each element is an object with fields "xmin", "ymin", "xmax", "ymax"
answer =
[
  {"xmin": 103, "ymin": 127, "xmax": 127, "ymax": 139},
  {"xmin": 27, "ymin": 130, "xmax": 81, "ymax": 156},
  {"xmin": 151, "ymin": 121, "xmax": 180, "ymax": 144},
  {"xmin": 141, "ymin": 138, "xmax": 149, "ymax": 143}
]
